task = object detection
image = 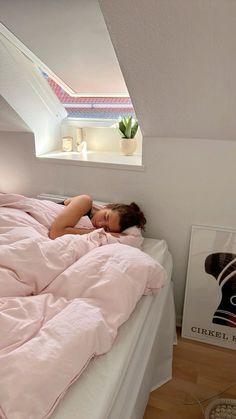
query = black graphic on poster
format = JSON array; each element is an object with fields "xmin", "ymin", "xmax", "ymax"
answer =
[{"xmin": 205, "ymin": 253, "xmax": 236, "ymax": 328}]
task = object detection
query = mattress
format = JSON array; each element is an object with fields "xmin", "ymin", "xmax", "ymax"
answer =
[{"xmin": 51, "ymin": 238, "xmax": 175, "ymax": 419}]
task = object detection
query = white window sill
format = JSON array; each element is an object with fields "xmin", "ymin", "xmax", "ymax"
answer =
[{"xmin": 37, "ymin": 150, "xmax": 144, "ymax": 171}]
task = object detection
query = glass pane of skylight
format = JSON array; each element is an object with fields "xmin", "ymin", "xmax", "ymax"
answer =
[{"xmin": 44, "ymin": 73, "xmax": 136, "ymax": 120}]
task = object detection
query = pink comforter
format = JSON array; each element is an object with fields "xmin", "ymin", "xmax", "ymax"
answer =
[{"xmin": 0, "ymin": 193, "xmax": 166, "ymax": 419}]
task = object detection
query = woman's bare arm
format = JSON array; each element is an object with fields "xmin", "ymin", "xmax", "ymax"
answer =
[{"xmin": 49, "ymin": 195, "xmax": 94, "ymax": 239}]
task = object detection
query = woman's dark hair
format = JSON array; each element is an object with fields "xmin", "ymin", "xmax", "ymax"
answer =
[{"xmin": 106, "ymin": 202, "xmax": 146, "ymax": 231}]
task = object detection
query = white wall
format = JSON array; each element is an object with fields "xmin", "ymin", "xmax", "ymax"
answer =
[
  {"xmin": 1, "ymin": 132, "xmax": 236, "ymax": 323},
  {"xmin": 1, "ymin": 0, "xmax": 236, "ymax": 323},
  {"xmin": 0, "ymin": 96, "xmax": 31, "ymax": 132},
  {"xmin": 98, "ymin": 0, "xmax": 236, "ymax": 322}
]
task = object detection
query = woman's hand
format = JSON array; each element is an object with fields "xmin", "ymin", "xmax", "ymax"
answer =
[{"xmin": 108, "ymin": 232, "xmax": 127, "ymax": 237}]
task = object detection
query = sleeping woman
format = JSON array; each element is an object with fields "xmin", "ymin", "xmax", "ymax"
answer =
[{"xmin": 49, "ymin": 195, "xmax": 146, "ymax": 239}]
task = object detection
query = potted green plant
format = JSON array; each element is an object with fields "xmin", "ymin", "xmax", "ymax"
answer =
[{"xmin": 118, "ymin": 115, "xmax": 139, "ymax": 155}]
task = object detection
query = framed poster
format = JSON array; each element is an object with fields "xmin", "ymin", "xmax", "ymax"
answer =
[{"xmin": 182, "ymin": 225, "xmax": 236, "ymax": 350}]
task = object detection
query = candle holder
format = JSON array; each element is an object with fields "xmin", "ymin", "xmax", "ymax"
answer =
[{"xmin": 62, "ymin": 136, "xmax": 73, "ymax": 152}]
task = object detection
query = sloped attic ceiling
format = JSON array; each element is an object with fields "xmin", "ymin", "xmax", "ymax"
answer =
[
  {"xmin": 0, "ymin": 95, "xmax": 31, "ymax": 132},
  {"xmin": 100, "ymin": 0, "xmax": 236, "ymax": 140},
  {"xmin": 0, "ymin": 0, "xmax": 128, "ymax": 96}
]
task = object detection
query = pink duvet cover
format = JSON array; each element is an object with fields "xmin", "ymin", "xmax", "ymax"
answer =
[{"xmin": 0, "ymin": 193, "xmax": 166, "ymax": 419}]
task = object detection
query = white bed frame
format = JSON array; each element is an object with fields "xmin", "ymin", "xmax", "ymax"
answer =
[{"xmin": 108, "ymin": 258, "xmax": 175, "ymax": 419}]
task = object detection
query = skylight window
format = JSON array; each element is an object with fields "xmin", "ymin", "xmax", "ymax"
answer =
[{"xmin": 43, "ymin": 73, "xmax": 136, "ymax": 121}]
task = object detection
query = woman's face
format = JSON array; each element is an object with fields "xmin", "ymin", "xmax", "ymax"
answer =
[{"xmin": 91, "ymin": 209, "xmax": 120, "ymax": 232}]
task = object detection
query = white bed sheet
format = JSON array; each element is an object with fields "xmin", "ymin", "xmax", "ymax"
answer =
[{"xmin": 51, "ymin": 238, "xmax": 175, "ymax": 419}]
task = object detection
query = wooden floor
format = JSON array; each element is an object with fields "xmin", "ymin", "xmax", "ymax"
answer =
[{"xmin": 143, "ymin": 328, "xmax": 236, "ymax": 419}]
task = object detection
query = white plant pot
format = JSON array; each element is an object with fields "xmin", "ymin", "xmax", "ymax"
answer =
[{"xmin": 119, "ymin": 138, "xmax": 137, "ymax": 156}]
